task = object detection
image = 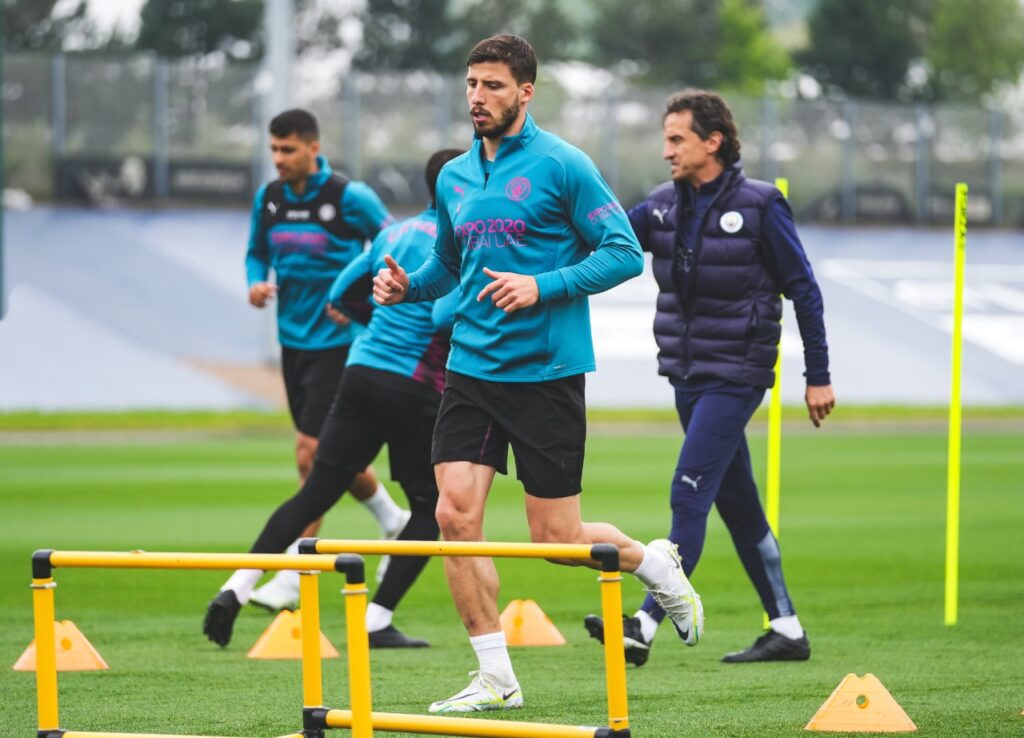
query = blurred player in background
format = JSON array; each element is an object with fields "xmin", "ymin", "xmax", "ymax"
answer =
[{"xmin": 243, "ymin": 108, "xmax": 408, "ymax": 610}]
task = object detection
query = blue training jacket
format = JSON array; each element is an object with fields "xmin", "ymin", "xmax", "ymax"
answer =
[
  {"xmin": 245, "ymin": 154, "xmax": 393, "ymax": 350},
  {"xmin": 403, "ymin": 114, "xmax": 643, "ymax": 382},
  {"xmin": 328, "ymin": 207, "xmax": 457, "ymax": 393}
]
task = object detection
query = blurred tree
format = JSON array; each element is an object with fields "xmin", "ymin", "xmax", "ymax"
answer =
[
  {"xmin": 797, "ymin": 0, "xmax": 927, "ymax": 100},
  {"xmin": 586, "ymin": 0, "xmax": 788, "ymax": 90},
  {"xmin": 354, "ymin": 0, "xmax": 583, "ymax": 73},
  {"xmin": 924, "ymin": 0, "xmax": 1024, "ymax": 101},
  {"xmin": 3, "ymin": 0, "xmax": 97, "ymax": 51},
  {"xmin": 135, "ymin": 0, "xmax": 263, "ymax": 60}
]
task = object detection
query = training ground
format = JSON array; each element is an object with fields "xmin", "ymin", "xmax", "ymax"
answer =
[{"xmin": 1, "ymin": 414, "xmax": 1021, "ymax": 736}]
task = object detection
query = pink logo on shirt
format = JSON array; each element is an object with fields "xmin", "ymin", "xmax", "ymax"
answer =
[{"xmin": 506, "ymin": 177, "xmax": 531, "ymax": 202}]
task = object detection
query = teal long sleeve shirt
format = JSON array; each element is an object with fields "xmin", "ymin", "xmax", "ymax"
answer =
[{"xmin": 404, "ymin": 114, "xmax": 643, "ymax": 382}]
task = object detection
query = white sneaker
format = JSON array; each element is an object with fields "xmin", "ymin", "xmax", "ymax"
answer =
[
  {"xmin": 376, "ymin": 508, "xmax": 412, "ymax": 584},
  {"xmin": 427, "ymin": 671, "xmax": 523, "ymax": 714},
  {"xmin": 249, "ymin": 570, "xmax": 300, "ymax": 611},
  {"xmin": 644, "ymin": 539, "xmax": 704, "ymax": 646}
]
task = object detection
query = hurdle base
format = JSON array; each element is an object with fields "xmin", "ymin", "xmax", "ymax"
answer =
[
  {"xmin": 39, "ymin": 730, "xmax": 65, "ymax": 738},
  {"xmin": 326, "ymin": 709, "xmax": 627, "ymax": 737}
]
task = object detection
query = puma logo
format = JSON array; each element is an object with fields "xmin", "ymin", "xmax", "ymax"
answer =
[
  {"xmin": 680, "ymin": 474, "xmax": 701, "ymax": 491},
  {"xmin": 652, "ymin": 208, "xmax": 666, "ymax": 224}
]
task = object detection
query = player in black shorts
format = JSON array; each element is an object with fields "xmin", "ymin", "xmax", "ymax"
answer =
[{"xmin": 242, "ymin": 109, "xmax": 408, "ymax": 610}]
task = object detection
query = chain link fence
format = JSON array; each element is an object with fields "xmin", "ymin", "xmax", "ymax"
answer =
[{"xmin": 4, "ymin": 52, "xmax": 1024, "ymax": 226}]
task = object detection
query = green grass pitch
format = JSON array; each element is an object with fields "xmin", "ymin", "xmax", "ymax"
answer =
[{"xmin": 1, "ymin": 419, "xmax": 1021, "ymax": 736}]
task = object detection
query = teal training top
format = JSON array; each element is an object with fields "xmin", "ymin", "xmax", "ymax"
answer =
[
  {"xmin": 245, "ymin": 154, "xmax": 393, "ymax": 350},
  {"xmin": 328, "ymin": 207, "xmax": 457, "ymax": 393},
  {"xmin": 404, "ymin": 114, "xmax": 643, "ymax": 382}
]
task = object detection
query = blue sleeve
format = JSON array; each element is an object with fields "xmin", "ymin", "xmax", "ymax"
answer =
[
  {"xmin": 340, "ymin": 181, "xmax": 395, "ymax": 240},
  {"xmin": 406, "ymin": 177, "xmax": 461, "ymax": 302},
  {"xmin": 327, "ymin": 249, "xmax": 375, "ymax": 325},
  {"xmin": 762, "ymin": 195, "xmax": 831, "ymax": 386},
  {"xmin": 533, "ymin": 149, "xmax": 644, "ymax": 302},
  {"xmin": 627, "ymin": 201, "xmax": 652, "ymax": 253},
  {"xmin": 245, "ymin": 185, "xmax": 270, "ymax": 286},
  {"xmin": 431, "ymin": 289, "xmax": 459, "ymax": 332}
]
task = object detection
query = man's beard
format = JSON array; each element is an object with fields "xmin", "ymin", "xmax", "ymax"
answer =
[{"xmin": 473, "ymin": 98, "xmax": 520, "ymax": 139}]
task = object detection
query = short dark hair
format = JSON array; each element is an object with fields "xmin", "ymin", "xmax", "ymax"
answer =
[
  {"xmin": 467, "ymin": 34, "xmax": 537, "ymax": 84},
  {"xmin": 425, "ymin": 148, "xmax": 465, "ymax": 203},
  {"xmin": 269, "ymin": 109, "xmax": 319, "ymax": 142},
  {"xmin": 664, "ymin": 90, "xmax": 741, "ymax": 167}
]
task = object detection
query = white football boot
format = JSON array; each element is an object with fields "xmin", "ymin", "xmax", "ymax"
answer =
[
  {"xmin": 643, "ymin": 539, "xmax": 704, "ymax": 646},
  {"xmin": 428, "ymin": 671, "xmax": 523, "ymax": 714}
]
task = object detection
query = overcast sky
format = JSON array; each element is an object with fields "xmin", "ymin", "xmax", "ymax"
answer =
[{"xmin": 71, "ymin": 0, "xmax": 145, "ymax": 33}]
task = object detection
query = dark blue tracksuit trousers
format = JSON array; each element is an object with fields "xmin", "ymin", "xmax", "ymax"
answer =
[{"xmin": 641, "ymin": 379, "xmax": 797, "ymax": 622}]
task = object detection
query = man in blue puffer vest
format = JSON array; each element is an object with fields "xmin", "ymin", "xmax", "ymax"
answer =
[{"xmin": 586, "ymin": 90, "xmax": 835, "ymax": 665}]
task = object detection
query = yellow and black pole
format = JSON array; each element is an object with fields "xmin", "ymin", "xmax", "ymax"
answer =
[
  {"xmin": 32, "ymin": 550, "xmax": 60, "ymax": 735},
  {"xmin": 337, "ymin": 554, "xmax": 373, "ymax": 738},
  {"xmin": 592, "ymin": 544, "xmax": 629, "ymax": 735},
  {"xmin": 299, "ymin": 571, "xmax": 324, "ymax": 711}
]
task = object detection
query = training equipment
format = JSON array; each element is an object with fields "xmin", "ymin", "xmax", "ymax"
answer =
[
  {"xmin": 946, "ymin": 182, "xmax": 968, "ymax": 627},
  {"xmin": 428, "ymin": 670, "xmax": 524, "ymax": 713},
  {"xmin": 250, "ymin": 570, "xmax": 301, "ymax": 611},
  {"xmin": 721, "ymin": 630, "xmax": 810, "ymax": 663},
  {"xmin": 643, "ymin": 539, "xmax": 703, "ymax": 646},
  {"xmin": 367, "ymin": 625, "xmax": 428, "ymax": 649},
  {"xmin": 583, "ymin": 614, "xmax": 650, "ymax": 667},
  {"xmin": 247, "ymin": 609, "xmax": 339, "ymax": 659},
  {"xmin": 805, "ymin": 673, "xmax": 916, "ymax": 732},
  {"xmin": 28, "ymin": 541, "xmax": 631, "ymax": 738},
  {"xmin": 13, "ymin": 620, "xmax": 108, "ymax": 672},
  {"xmin": 500, "ymin": 599, "xmax": 566, "ymax": 646}
]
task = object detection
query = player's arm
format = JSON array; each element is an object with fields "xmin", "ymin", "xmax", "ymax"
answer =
[
  {"xmin": 326, "ymin": 250, "xmax": 375, "ymax": 326},
  {"xmin": 431, "ymin": 288, "xmax": 460, "ymax": 333},
  {"xmin": 245, "ymin": 184, "xmax": 276, "ymax": 308},
  {"xmin": 537, "ymin": 151, "xmax": 644, "ymax": 302},
  {"xmin": 762, "ymin": 194, "xmax": 835, "ymax": 427},
  {"xmin": 626, "ymin": 201, "xmax": 653, "ymax": 253}
]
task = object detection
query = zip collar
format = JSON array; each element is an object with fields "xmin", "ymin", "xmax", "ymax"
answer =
[{"xmin": 473, "ymin": 113, "xmax": 540, "ymax": 171}]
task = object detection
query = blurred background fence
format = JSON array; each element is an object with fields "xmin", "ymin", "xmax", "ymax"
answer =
[{"xmin": 5, "ymin": 51, "xmax": 1024, "ymax": 225}]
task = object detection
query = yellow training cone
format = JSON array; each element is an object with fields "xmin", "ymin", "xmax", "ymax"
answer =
[
  {"xmin": 14, "ymin": 620, "xmax": 109, "ymax": 671},
  {"xmin": 247, "ymin": 609, "xmax": 339, "ymax": 660},
  {"xmin": 805, "ymin": 673, "xmax": 916, "ymax": 732},
  {"xmin": 499, "ymin": 599, "xmax": 566, "ymax": 646}
]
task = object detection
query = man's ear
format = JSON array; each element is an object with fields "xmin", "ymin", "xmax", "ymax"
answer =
[
  {"xmin": 705, "ymin": 130, "xmax": 723, "ymax": 155},
  {"xmin": 519, "ymin": 82, "xmax": 535, "ymax": 105}
]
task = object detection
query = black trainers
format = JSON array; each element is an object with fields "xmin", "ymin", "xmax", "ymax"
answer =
[
  {"xmin": 583, "ymin": 614, "xmax": 651, "ymax": 667},
  {"xmin": 203, "ymin": 589, "xmax": 241, "ymax": 648},
  {"xmin": 721, "ymin": 630, "xmax": 811, "ymax": 663},
  {"xmin": 368, "ymin": 625, "xmax": 429, "ymax": 649}
]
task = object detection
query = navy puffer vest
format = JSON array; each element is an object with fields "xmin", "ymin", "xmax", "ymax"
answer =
[{"xmin": 643, "ymin": 166, "xmax": 782, "ymax": 388}]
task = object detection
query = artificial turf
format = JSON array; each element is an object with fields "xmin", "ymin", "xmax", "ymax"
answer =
[{"xmin": 0, "ymin": 420, "xmax": 1021, "ymax": 736}]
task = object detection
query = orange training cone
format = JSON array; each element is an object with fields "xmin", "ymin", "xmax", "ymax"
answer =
[
  {"xmin": 805, "ymin": 673, "xmax": 916, "ymax": 732},
  {"xmin": 499, "ymin": 599, "xmax": 566, "ymax": 646},
  {"xmin": 14, "ymin": 620, "xmax": 109, "ymax": 671},
  {"xmin": 247, "ymin": 609, "xmax": 339, "ymax": 660}
]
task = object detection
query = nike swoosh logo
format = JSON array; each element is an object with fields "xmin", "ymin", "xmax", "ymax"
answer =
[{"xmin": 502, "ymin": 689, "xmax": 519, "ymax": 700}]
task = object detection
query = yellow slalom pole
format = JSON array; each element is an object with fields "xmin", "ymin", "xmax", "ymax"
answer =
[
  {"xmin": 762, "ymin": 177, "xmax": 788, "ymax": 629},
  {"xmin": 32, "ymin": 576, "xmax": 60, "ymax": 732},
  {"xmin": 343, "ymin": 572, "xmax": 373, "ymax": 738},
  {"xmin": 299, "ymin": 571, "xmax": 324, "ymax": 709},
  {"xmin": 313, "ymin": 539, "xmax": 596, "ymax": 561},
  {"xmin": 945, "ymin": 182, "xmax": 968, "ymax": 626},
  {"xmin": 48, "ymin": 551, "xmax": 339, "ymax": 572},
  {"xmin": 62, "ymin": 733, "xmax": 303, "ymax": 738},
  {"xmin": 598, "ymin": 569, "xmax": 630, "ymax": 733},
  {"xmin": 326, "ymin": 710, "xmax": 605, "ymax": 737}
]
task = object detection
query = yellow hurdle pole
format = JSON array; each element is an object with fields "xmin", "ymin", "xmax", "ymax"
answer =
[
  {"xmin": 32, "ymin": 576, "xmax": 60, "ymax": 732},
  {"xmin": 62, "ymin": 733, "xmax": 304, "ymax": 738},
  {"xmin": 326, "ymin": 710, "xmax": 607, "ymax": 737},
  {"xmin": 299, "ymin": 571, "xmax": 324, "ymax": 709},
  {"xmin": 340, "ymin": 558, "xmax": 373, "ymax": 738},
  {"xmin": 48, "ymin": 551, "xmax": 340, "ymax": 571},
  {"xmin": 598, "ymin": 568, "xmax": 630, "ymax": 733},
  {"xmin": 312, "ymin": 539, "xmax": 596, "ymax": 561},
  {"xmin": 762, "ymin": 176, "xmax": 788, "ymax": 630},
  {"xmin": 945, "ymin": 182, "xmax": 968, "ymax": 627}
]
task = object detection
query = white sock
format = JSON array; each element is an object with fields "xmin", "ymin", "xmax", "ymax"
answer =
[
  {"xmin": 469, "ymin": 631, "xmax": 516, "ymax": 687},
  {"xmin": 221, "ymin": 569, "xmax": 263, "ymax": 605},
  {"xmin": 360, "ymin": 482, "xmax": 406, "ymax": 534},
  {"xmin": 632, "ymin": 544, "xmax": 671, "ymax": 588},
  {"xmin": 260, "ymin": 540, "xmax": 301, "ymax": 589},
  {"xmin": 366, "ymin": 603, "xmax": 393, "ymax": 633},
  {"xmin": 634, "ymin": 609, "xmax": 659, "ymax": 642},
  {"xmin": 769, "ymin": 615, "xmax": 804, "ymax": 640}
]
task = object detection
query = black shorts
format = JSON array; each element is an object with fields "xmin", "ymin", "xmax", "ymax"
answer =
[
  {"xmin": 281, "ymin": 345, "xmax": 350, "ymax": 437},
  {"xmin": 431, "ymin": 371, "xmax": 587, "ymax": 499},
  {"xmin": 316, "ymin": 365, "xmax": 441, "ymax": 491}
]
